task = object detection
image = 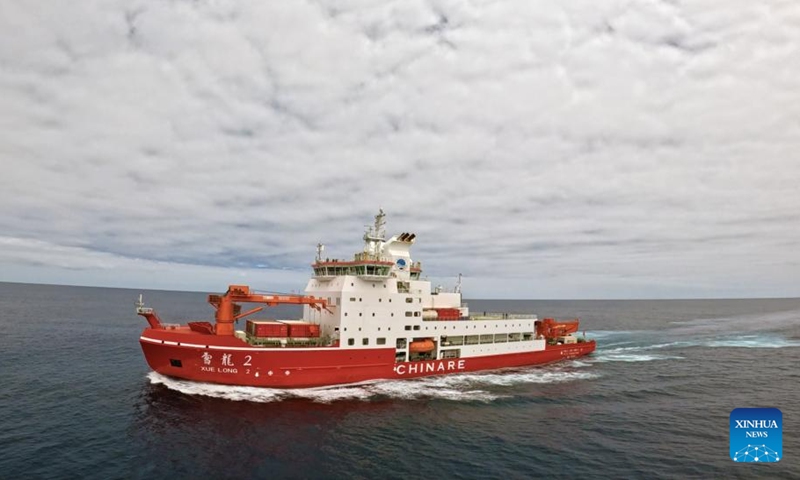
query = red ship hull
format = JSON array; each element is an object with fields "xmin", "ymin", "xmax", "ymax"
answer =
[{"xmin": 140, "ymin": 328, "xmax": 597, "ymax": 389}]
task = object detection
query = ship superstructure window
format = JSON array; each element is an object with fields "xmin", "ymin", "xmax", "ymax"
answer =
[
  {"xmin": 405, "ymin": 326, "xmax": 411, "ymax": 330},
  {"xmin": 405, "ymin": 312, "xmax": 413, "ymax": 317},
  {"xmin": 480, "ymin": 334, "xmax": 493, "ymax": 344},
  {"xmin": 465, "ymin": 335, "xmax": 479, "ymax": 345},
  {"xmin": 377, "ymin": 338, "xmax": 386, "ymax": 345},
  {"xmin": 406, "ymin": 297, "xmax": 413, "ymax": 303},
  {"xmin": 363, "ymin": 338, "xmax": 369, "ymax": 345},
  {"xmin": 350, "ymin": 297, "xmax": 356, "ymax": 301},
  {"xmin": 348, "ymin": 338, "xmax": 355, "ymax": 346},
  {"xmin": 396, "ymin": 338, "xmax": 407, "ymax": 348}
]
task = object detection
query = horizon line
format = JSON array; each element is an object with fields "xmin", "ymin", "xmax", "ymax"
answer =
[{"xmin": 1, "ymin": 280, "xmax": 798, "ymax": 302}]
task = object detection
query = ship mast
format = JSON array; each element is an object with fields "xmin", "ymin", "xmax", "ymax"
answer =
[{"xmin": 362, "ymin": 208, "xmax": 386, "ymax": 257}]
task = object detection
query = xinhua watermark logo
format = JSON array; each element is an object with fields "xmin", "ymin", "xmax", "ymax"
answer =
[{"xmin": 730, "ymin": 408, "xmax": 782, "ymax": 462}]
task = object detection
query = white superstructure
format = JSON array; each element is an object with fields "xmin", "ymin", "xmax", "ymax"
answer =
[{"xmin": 302, "ymin": 210, "xmax": 545, "ymax": 362}]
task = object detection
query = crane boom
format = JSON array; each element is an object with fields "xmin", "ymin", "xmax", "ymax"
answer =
[{"xmin": 208, "ymin": 285, "xmax": 328, "ymax": 336}]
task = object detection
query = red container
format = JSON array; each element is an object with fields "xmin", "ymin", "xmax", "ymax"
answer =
[
  {"xmin": 282, "ymin": 322, "xmax": 321, "ymax": 338},
  {"xmin": 308, "ymin": 324, "xmax": 321, "ymax": 337},
  {"xmin": 435, "ymin": 308, "xmax": 460, "ymax": 320},
  {"xmin": 247, "ymin": 320, "xmax": 289, "ymax": 337}
]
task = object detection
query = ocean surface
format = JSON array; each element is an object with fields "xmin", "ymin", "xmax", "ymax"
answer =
[{"xmin": 1, "ymin": 282, "xmax": 799, "ymax": 479}]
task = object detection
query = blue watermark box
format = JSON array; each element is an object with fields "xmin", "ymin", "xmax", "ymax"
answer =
[{"xmin": 730, "ymin": 408, "xmax": 782, "ymax": 462}]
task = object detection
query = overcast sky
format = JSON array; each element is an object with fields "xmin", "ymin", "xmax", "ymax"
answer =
[{"xmin": 1, "ymin": 0, "xmax": 798, "ymax": 299}]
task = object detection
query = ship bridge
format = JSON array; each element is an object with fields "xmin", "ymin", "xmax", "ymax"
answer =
[{"xmin": 311, "ymin": 209, "xmax": 422, "ymax": 281}]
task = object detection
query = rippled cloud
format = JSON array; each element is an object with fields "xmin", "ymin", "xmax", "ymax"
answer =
[{"xmin": 0, "ymin": 0, "xmax": 798, "ymax": 298}]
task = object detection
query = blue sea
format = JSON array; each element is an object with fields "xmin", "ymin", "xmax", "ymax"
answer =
[{"xmin": 1, "ymin": 282, "xmax": 799, "ymax": 479}]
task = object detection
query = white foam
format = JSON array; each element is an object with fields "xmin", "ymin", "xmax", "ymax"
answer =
[
  {"xmin": 568, "ymin": 360, "xmax": 592, "ymax": 368},
  {"xmin": 703, "ymin": 335, "xmax": 800, "ymax": 348},
  {"xmin": 587, "ymin": 330, "xmax": 637, "ymax": 339},
  {"xmin": 590, "ymin": 353, "xmax": 683, "ymax": 363},
  {"xmin": 146, "ymin": 365, "xmax": 599, "ymax": 404}
]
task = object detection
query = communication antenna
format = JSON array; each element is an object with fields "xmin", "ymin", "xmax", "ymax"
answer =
[
  {"xmin": 454, "ymin": 273, "xmax": 462, "ymax": 294},
  {"xmin": 316, "ymin": 243, "xmax": 325, "ymax": 261}
]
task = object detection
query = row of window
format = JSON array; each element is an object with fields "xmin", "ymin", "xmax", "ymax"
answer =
[
  {"xmin": 346, "ymin": 297, "xmax": 422, "ymax": 303},
  {"xmin": 345, "ymin": 333, "xmax": 536, "ymax": 348},
  {"xmin": 343, "ymin": 311, "xmax": 420, "ymax": 317},
  {"xmin": 444, "ymin": 333, "xmax": 534, "ymax": 345},
  {"xmin": 347, "ymin": 337, "xmax": 388, "ymax": 346},
  {"xmin": 314, "ymin": 265, "xmax": 392, "ymax": 276}
]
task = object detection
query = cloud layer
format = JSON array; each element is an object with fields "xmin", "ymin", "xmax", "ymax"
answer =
[{"xmin": 1, "ymin": 0, "xmax": 798, "ymax": 298}]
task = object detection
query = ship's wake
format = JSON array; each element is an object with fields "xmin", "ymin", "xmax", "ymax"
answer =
[
  {"xmin": 589, "ymin": 309, "xmax": 800, "ymax": 362},
  {"xmin": 146, "ymin": 364, "xmax": 598, "ymax": 404}
]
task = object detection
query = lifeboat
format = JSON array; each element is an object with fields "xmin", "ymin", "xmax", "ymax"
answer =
[
  {"xmin": 409, "ymin": 339, "xmax": 435, "ymax": 353},
  {"xmin": 536, "ymin": 318, "xmax": 580, "ymax": 339}
]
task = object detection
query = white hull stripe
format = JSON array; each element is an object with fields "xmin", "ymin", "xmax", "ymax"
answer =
[
  {"xmin": 139, "ymin": 336, "xmax": 568, "ymax": 356},
  {"xmin": 139, "ymin": 336, "xmax": 368, "ymax": 352}
]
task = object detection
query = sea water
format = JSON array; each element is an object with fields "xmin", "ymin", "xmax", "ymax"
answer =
[{"xmin": 1, "ymin": 283, "xmax": 798, "ymax": 479}]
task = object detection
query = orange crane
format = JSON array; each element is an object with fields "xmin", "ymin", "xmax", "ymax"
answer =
[{"xmin": 208, "ymin": 284, "xmax": 329, "ymax": 336}]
